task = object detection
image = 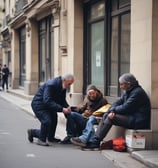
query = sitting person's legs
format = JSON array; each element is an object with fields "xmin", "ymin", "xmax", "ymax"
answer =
[
  {"xmin": 70, "ymin": 115, "xmax": 98, "ymax": 146},
  {"xmin": 80, "ymin": 115, "xmax": 98, "ymax": 143},
  {"xmin": 96, "ymin": 113, "xmax": 128, "ymax": 140},
  {"xmin": 71, "ymin": 113, "xmax": 128, "ymax": 148},
  {"xmin": 61, "ymin": 112, "xmax": 87, "ymax": 143},
  {"xmin": 72, "ymin": 113, "xmax": 88, "ymax": 134}
]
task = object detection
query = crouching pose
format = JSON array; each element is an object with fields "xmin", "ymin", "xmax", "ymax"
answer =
[{"xmin": 27, "ymin": 74, "xmax": 74, "ymax": 146}]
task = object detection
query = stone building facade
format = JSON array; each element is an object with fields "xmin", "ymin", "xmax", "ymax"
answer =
[{"xmin": 1, "ymin": 0, "xmax": 158, "ymax": 149}]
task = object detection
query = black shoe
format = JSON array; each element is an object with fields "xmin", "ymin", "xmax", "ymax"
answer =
[
  {"xmin": 48, "ymin": 137, "xmax": 61, "ymax": 143},
  {"xmin": 70, "ymin": 137, "xmax": 86, "ymax": 147},
  {"xmin": 27, "ymin": 129, "xmax": 33, "ymax": 143},
  {"xmin": 52, "ymin": 137, "xmax": 61, "ymax": 142},
  {"xmin": 81, "ymin": 141, "xmax": 100, "ymax": 151},
  {"xmin": 60, "ymin": 136, "xmax": 72, "ymax": 144}
]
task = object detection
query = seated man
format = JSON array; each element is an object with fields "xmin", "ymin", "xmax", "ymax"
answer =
[
  {"xmin": 61, "ymin": 84, "xmax": 108, "ymax": 144},
  {"xmin": 71, "ymin": 73, "xmax": 151, "ymax": 149}
]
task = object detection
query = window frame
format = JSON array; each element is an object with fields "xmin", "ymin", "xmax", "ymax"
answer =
[
  {"xmin": 38, "ymin": 16, "xmax": 53, "ymax": 85},
  {"xmin": 83, "ymin": 0, "xmax": 131, "ymax": 99}
]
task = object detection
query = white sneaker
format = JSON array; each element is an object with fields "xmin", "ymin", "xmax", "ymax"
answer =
[{"xmin": 37, "ymin": 139, "xmax": 49, "ymax": 146}]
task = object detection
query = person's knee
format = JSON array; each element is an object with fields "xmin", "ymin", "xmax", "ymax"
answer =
[
  {"xmin": 42, "ymin": 118, "xmax": 51, "ymax": 126},
  {"xmin": 102, "ymin": 116, "xmax": 112, "ymax": 125},
  {"xmin": 89, "ymin": 115, "xmax": 96, "ymax": 122},
  {"xmin": 65, "ymin": 112, "xmax": 73, "ymax": 119},
  {"xmin": 39, "ymin": 113, "xmax": 52, "ymax": 126},
  {"xmin": 70, "ymin": 112, "xmax": 78, "ymax": 118}
]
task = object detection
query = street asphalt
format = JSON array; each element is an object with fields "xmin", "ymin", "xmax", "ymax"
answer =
[{"xmin": 0, "ymin": 89, "xmax": 158, "ymax": 168}]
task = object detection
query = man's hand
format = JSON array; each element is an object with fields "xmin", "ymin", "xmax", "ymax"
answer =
[
  {"xmin": 62, "ymin": 107, "xmax": 71, "ymax": 114},
  {"xmin": 95, "ymin": 116, "xmax": 102, "ymax": 122},
  {"xmin": 108, "ymin": 112, "xmax": 115, "ymax": 119}
]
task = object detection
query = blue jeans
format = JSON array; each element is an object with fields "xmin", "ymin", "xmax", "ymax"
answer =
[
  {"xmin": 79, "ymin": 113, "xmax": 129, "ymax": 144},
  {"xmin": 79, "ymin": 115, "xmax": 98, "ymax": 143},
  {"xmin": 66, "ymin": 112, "xmax": 87, "ymax": 137}
]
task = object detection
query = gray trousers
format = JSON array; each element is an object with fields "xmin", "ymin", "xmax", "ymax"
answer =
[{"xmin": 96, "ymin": 113, "xmax": 129, "ymax": 141}]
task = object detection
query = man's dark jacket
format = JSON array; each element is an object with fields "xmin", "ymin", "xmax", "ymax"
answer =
[
  {"xmin": 109, "ymin": 82, "xmax": 151, "ymax": 129},
  {"xmin": 31, "ymin": 76, "xmax": 69, "ymax": 113},
  {"xmin": 2, "ymin": 67, "xmax": 9, "ymax": 79}
]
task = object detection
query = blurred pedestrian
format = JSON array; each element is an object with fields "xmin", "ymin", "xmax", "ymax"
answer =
[
  {"xmin": 0, "ymin": 64, "xmax": 2, "ymax": 91},
  {"xmin": 2, "ymin": 64, "xmax": 10, "ymax": 91}
]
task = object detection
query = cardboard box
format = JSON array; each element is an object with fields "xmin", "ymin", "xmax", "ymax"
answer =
[{"xmin": 125, "ymin": 134, "xmax": 145, "ymax": 149}]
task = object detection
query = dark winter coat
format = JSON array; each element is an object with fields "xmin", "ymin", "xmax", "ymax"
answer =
[
  {"xmin": 31, "ymin": 76, "xmax": 69, "ymax": 113},
  {"xmin": 109, "ymin": 82, "xmax": 151, "ymax": 129},
  {"xmin": 79, "ymin": 90, "xmax": 108, "ymax": 118},
  {"xmin": 2, "ymin": 67, "xmax": 9, "ymax": 79}
]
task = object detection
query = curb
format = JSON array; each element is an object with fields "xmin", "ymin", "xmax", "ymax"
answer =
[
  {"xmin": 131, "ymin": 151, "xmax": 158, "ymax": 168},
  {"xmin": 0, "ymin": 90, "xmax": 157, "ymax": 168}
]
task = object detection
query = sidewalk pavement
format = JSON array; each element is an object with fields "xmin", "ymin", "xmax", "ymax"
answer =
[{"xmin": 0, "ymin": 89, "xmax": 158, "ymax": 168}]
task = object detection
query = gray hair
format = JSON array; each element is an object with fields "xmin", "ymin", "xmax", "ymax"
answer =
[
  {"xmin": 62, "ymin": 73, "xmax": 74, "ymax": 81},
  {"xmin": 119, "ymin": 73, "xmax": 137, "ymax": 85}
]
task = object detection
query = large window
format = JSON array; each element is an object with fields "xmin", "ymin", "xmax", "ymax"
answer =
[
  {"xmin": 84, "ymin": 0, "xmax": 105, "ymax": 93},
  {"xmin": 91, "ymin": 21, "xmax": 104, "ymax": 88},
  {"xmin": 84, "ymin": 0, "xmax": 130, "ymax": 97},
  {"xmin": 108, "ymin": 0, "xmax": 130, "ymax": 96},
  {"xmin": 38, "ymin": 16, "xmax": 53, "ymax": 84}
]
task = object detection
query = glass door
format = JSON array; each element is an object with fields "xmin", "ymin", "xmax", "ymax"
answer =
[
  {"xmin": 91, "ymin": 21, "xmax": 104, "ymax": 91},
  {"xmin": 39, "ymin": 16, "xmax": 52, "ymax": 85},
  {"xmin": 83, "ymin": 0, "xmax": 105, "ymax": 93}
]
